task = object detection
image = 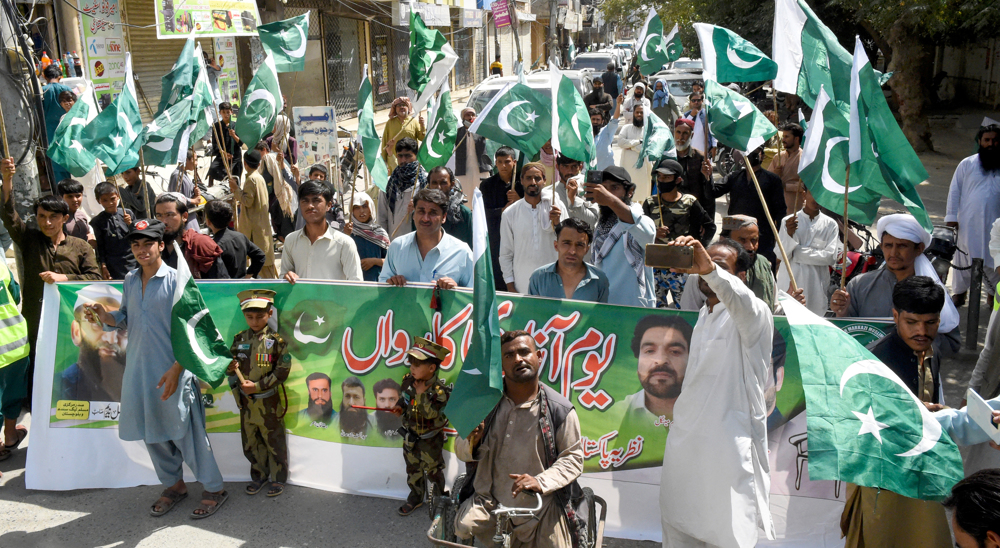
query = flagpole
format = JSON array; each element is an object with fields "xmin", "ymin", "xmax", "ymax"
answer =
[
  {"xmin": 210, "ymin": 106, "xmax": 239, "ymax": 232},
  {"xmin": 448, "ymin": 131, "xmax": 470, "ymax": 160},
  {"xmin": 743, "ymin": 153, "xmax": 797, "ymax": 292},
  {"xmin": 0, "ymin": 95, "xmax": 10, "ymax": 159},
  {"xmin": 771, "ymin": 82, "xmax": 796, "ymax": 212},
  {"xmin": 840, "ymin": 165, "xmax": 851, "ymax": 289},
  {"xmin": 139, "ymin": 149, "xmax": 152, "ymax": 218}
]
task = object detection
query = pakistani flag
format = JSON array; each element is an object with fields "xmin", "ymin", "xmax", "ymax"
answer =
[
  {"xmin": 694, "ymin": 23, "xmax": 778, "ymax": 83},
  {"xmin": 446, "ymin": 188, "xmax": 503, "ymax": 437},
  {"xmin": 234, "ymin": 54, "xmax": 283, "ymax": 149},
  {"xmin": 799, "ymin": 108, "xmax": 807, "ymax": 132},
  {"xmin": 131, "ymin": 98, "xmax": 198, "ymax": 167},
  {"xmin": 257, "ymin": 12, "xmax": 309, "ymax": 73},
  {"xmin": 635, "ymin": 110, "xmax": 676, "ymax": 168},
  {"xmin": 48, "ymin": 82, "xmax": 99, "ymax": 177},
  {"xmin": 848, "ymin": 36, "xmax": 932, "ymax": 231},
  {"xmin": 358, "ymin": 65, "xmax": 388, "ymax": 191},
  {"xmin": 170, "ymin": 240, "xmax": 232, "ymax": 388},
  {"xmin": 549, "ymin": 65, "xmax": 594, "ymax": 164},
  {"xmin": 81, "ymin": 52, "xmax": 141, "ymax": 174},
  {"xmin": 409, "ymin": 11, "xmax": 458, "ymax": 114},
  {"xmin": 417, "ymin": 83, "xmax": 458, "ymax": 171},
  {"xmin": 635, "ymin": 9, "xmax": 681, "ymax": 76},
  {"xmin": 779, "ymin": 293, "xmax": 964, "ymax": 501},
  {"xmin": 156, "ymin": 31, "xmax": 198, "ymax": 118},
  {"xmin": 191, "ymin": 44, "xmax": 219, "ymax": 144},
  {"xmin": 773, "ymin": 0, "xmax": 853, "ymax": 109},
  {"xmin": 468, "ymin": 82, "xmax": 551, "ymax": 157},
  {"xmin": 703, "ymin": 80, "xmax": 777, "ymax": 152}
]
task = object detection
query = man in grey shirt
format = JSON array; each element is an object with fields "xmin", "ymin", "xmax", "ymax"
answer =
[{"xmin": 552, "ymin": 154, "xmax": 599, "ymax": 229}]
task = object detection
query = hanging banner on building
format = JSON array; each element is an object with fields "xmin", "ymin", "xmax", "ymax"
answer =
[
  {"xmin": 154, "ymin": 0, "xmax": 262, "ymax": 39},
  {"xmin": 76, "ymin": 0, "xmax": 127, "ymax": 104},
  {"xmin": 462, "ymin": 9, "xmax": 483, "ymax": 28},
  {"xmin": 213, "ymin": 36, "xmax": 241, "ymax": 106},
  {"xmin": 292, "ymin": 106, "xmax": 338, "ymax": 171},
  {"xmin": 492, "ymin": 0, "xmax": 511, "ymax": 28},
  {"xmin": 27, "ymin": 281, "xmax": 892, "ymax": 544},
  {"xmin": 393, "ymin": 1, "xmax": 450, "ymax": 27}
]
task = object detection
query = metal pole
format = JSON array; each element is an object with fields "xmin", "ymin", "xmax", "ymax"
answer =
[{"xmin": 967, "ymin": 258, "xmax": 984, "ymax": 351}]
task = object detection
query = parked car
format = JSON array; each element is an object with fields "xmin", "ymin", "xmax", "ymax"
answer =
[
  {"xmin": 466, "ymin": 70, "xmax": 595, "ymax": 114},
  {"xmin": 666, "ymin": 58, "xmax": 703, "ymax": 74},
  {"xmin": 571, "ymin": 52, "xmax": 619, "ymax": 73}
]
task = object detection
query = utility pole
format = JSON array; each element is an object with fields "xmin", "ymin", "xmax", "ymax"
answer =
[{"xmin": 548, "ymin": 0, "xmax": 560, "ymax": 67}]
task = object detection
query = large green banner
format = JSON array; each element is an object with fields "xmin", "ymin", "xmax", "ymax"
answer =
[{"xmin": 48, "ymin": 280, "xmax": 892, "ymax": 473}]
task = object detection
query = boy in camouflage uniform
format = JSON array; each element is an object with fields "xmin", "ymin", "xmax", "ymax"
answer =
[
  {"xmin": 392, "ymin": 337, "xmax": 452, "ymax": 516},
  {"xmin": 227, "ymin": 289, "xmax": 291, "ymax": 498},
  {"xmin": 642, "ymin": 158, "xmax": 715, "ymax": 308}
]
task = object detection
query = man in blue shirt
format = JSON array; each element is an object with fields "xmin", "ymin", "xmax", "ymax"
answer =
[
  {"xmin": 85, "ymin": 219, "xmax": 227, "ymax": 519},
  {"xmin": 528, "ymin": 217, "xmax": 609, "ymax": 302},
  {"xmin": 593, "ymin": 94, "xmax": 623, "ymax": 171},
  {"xmin": 379, "ymin": 188, "xmax": 474, "ymax": 288}
]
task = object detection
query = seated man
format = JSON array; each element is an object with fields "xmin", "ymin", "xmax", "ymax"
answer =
[{"xmin": 454, "ymin": 330, "xmax": 585, "ymax": 547}]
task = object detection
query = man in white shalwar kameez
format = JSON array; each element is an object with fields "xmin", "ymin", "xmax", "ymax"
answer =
[
  {"xmin": 775, "ymin": 189, "xmax": 841, "ymax": 315},
  {"xmin": 499, "ymin": 162, "xmax": 567, "ymax": 293},
  {"xmin": 659, "ymin": 235, "xmax": 775, "ymax": 548},
  {"xmin": 946, "ymin": 124, "xmax": 1000, "ymax": 299},
  {"xmin": 615, "ymin": 104, "xmax": 651, "ymax": 204}
]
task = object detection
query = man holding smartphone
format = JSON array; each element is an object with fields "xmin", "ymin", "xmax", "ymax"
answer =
[{"xmin": 587, "ymin": 167, "xmax": 656, "ymax": 307}]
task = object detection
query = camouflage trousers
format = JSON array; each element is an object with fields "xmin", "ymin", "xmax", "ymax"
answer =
[
  {"xmin": 240, "ymin": 394, "xmax": 288, "ymax": 484},
  {"xmin": 403, "ymin": 429, "xmax": 445, "ymax": 505}
]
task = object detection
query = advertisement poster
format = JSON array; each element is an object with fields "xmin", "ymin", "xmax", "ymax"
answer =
[
  {"xmin": 153, "ymin": 0, "xmax": 262, "ymax": 39},
  {"xmin": 291, "ymin": 106, "xmax": 338, "ymax": 171},
  {"xmin": 28, "ymin": 281, "xmax": 893, "ymax": 544},
  {"xmin": 77, "ymin": 0, "xmax": 127, "ymax": 104},
  {"xmin": 213, "ymin": 36, "xmax": 241, "ymax": 107}
]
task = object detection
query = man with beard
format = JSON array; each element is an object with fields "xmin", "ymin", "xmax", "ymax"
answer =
[
  {"xmin": 623, "ymin": 82, "xmax": 650, "ymax": 126},
  {"xmin": 417, "ymin": 166, "xmax": 472, "ymax": 247},
  {"xmin": 500, "ymin": 163, "xmax": 567, "ymax": 293},
  {"xmin": 775, "ymin": 189, "xmax": 842, "ymax": 315},
  {"xmin": 584, "ymin": 77, "xmax": 614, "ymax": 119},
  {"xmin": 300, "ymin": 372, "xmax": 335, "ymax": 427},
  {"xmin": 153, "ymin": 194, "xmax": 229, "ymax": 279},
  {"xmin": 336, "ymin": 376, "xmax": 374, "ymax": 439},
  {"xmin": 480, "ymin": 147, "xmax": 523, "ymax": 290},
  {"xmin": 593, "ymin": 95, "xmax": 623, "ymax": 171},
  {"xmin": 674, "ymin": 118, "xmax": 716, "ymax": 229},
  {"xmin": 230, "ymin": 149, "xmax": 276, "ymax": 278},
  {"xmin": 712, "ymin": 146, "xmax": 786, "ymax": 269},
  {"xmin": 946, "ymin": 123, "xmax": 1000, "ymax": 306},
  {"xmin": 659, "ymin": 236, "xmax": 775, "ymax": 547},
  {"xmin": 379, "ymin": 138, "xmax": 428, "ymax": 241},
  {"xmin": 588, "ymin": 167, "xmax": 656, "ymax": 307},
  {"xmin": 767, "ymin": 123, "xmax": 806, "ymax": 213},
  {"xmin": 609, "ymin": 315, "xmax": 692, "ymax": 464},
  {"xmin": 207, "ymin": 102, "xmax": 244, "ymax": 186},
  {"xmin": 615, "ymin": 103, "xmax": 651, "ymax": 201},
  {"xmin": 551, "ymin": 154, "xmax": 599, "ymax": 229},
  {"xmin": 372, "ymin": 378, "xmax": 402, "ymax": 440},
  {"xmin": 453, "ymin": 108, "xmax": 491, "ymax": 199},
  {"xmin": 62, "ymin": 284, "xmax": 127, "ymax": 402}
]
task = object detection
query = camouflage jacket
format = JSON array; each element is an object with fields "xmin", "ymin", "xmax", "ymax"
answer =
[
  {"xmin": 228, "ymin": 325, "xmax": 291, "ymax": 396},
  {"xmin": 398, "ymin": 373, "xmax": 451, "ymax": 435}
]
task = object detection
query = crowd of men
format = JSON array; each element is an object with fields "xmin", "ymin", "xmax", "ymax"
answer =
[{"xmin": 0, "ymin": 61, "xmax": 998, "ymax": 547}]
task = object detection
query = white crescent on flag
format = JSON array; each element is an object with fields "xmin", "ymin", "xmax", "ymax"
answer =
[
  {"xmin": 280, "ymin": 23, "xmax": 307, "ymax": 59},
  {"xmin": 727, "ymin": 45, "xmax": 762, "ymax": 69},
  {"xmin": 498, "ymin": 100, "xmax": 530, "ymax": 136}
]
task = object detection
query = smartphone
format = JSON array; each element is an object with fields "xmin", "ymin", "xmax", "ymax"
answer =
[
  {"xmin": 585, "ymin": 171, "xmax": 604, "ymax": 201},
  {"xmin": 644, "ymin": 244, "xmax": 694, "ymax": 269}
]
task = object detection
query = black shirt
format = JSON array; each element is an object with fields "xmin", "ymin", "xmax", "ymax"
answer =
[
  {"xmin": 584, "ymin": 90, "xmax": 613, "ymax": 117},
  {"xmin": 479, "ymin": 173, "xmax": 523, "ymax": 291},
  {"xmin": 713, "ymin": 166, "xmax": 786, "ymax": 267},
  {"xmin": 90, "ymin": 209, "xmax": 136, "ymax": 279},
  {"xmin": 212, "ymin": 227, "xmax": 265, "ymax": 278},
  {"xmin": 867, "ymin": 328, "xmax": 941, "ymax": 404}
]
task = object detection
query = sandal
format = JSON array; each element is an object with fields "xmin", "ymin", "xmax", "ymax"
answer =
[
  {"xmin": 191, "ymin": 490, "xmax": 228, "ymax": 519},
  {"xmin": 0, "ymin": 426, "xmax": 27, "ymax": 462},
  {"xmin": 149, "ymin": 488, "xmax": 188, "ymax": 517},
  {"xmin": 266, "ymin": 482, "xmax": 284, "ymax": 497},
  {"xmin": 398, "ymin": 500, "xmax": 423, "ymax": 516},
  {"xmin": 245, "ymin": 480, "xmax": 265, "ymax": 495}
]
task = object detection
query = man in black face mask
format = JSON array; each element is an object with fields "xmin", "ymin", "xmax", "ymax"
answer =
[
  {"xmin": 643, "ymin": 159, "xmax": 715, "ymax": 308},
  {"xmin": 712, "ymin": 146, "xmax": 786, "ymax": 270},
  {"xmin": 946, "ymin": 123, "xmax": 1000, "ymax": 306}
]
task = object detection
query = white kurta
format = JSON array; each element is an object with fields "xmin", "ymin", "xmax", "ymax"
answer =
[
  {"xmin": 615, "ymin": 123, "xmax": 651, "ymax": 202},
  {"xmin": 946, "ymin": 154, "xmax": 1000, "ymax": 294},
  {"xmin": 499, "ymin": 190, "xmax": 567, "ymax": 293},
  {"xmin": 661, "ymin": 267, "xmax": 775, "ymax": 548},
  {"xmin": 775, "ymin": 210, "xmax": 841, "ymax": 315}
]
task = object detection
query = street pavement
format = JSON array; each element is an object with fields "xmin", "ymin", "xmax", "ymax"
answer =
[{"xmin": 1, "ymin": 106, "xmax": 998, "ymax": 547}]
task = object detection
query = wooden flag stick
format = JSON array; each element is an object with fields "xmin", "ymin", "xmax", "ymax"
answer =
[
  {"xmin": 840, "ymin": 165, "xmax": 852, "ymax": 289},
  {"xmin": 139, "ymin": 149, "xmax": 152, "ymax": 218},
  {"xmin": 210, "ymin": 107, "xmax": 239, "ymax": 232},
  {"xmin": 0, "ymin": 94, "xmax": 10, "ymax": 159},
  {"xmin": 743, "ymin": 153, "xmax": 797, "ymax": 292}
]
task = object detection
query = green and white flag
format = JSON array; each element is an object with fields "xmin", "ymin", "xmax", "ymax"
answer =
[
  {"xmin": 417, "ymin": 82, "xmax": 458, "ymax": 170},
  {"xmin": 848, "ymin": 36, "xmax": 932, "ymax": 231},
  {"xmin": 468, "ymin": 81, "xmax": 551, "ymax": 157},
  {"xmin": 191, "ymin": 43, "xmax": 219, "ymax": 144},
  {"xmin": 48, "ymin": 82, "xmax": 99, "ymax": 177},
  {"xmin": 358, "ymin": 65, "xmax": 388, "ymax": 191},
  {"xmin": 234, "ymin": 54, "xmax": 283, "ymax": 149},
  {"xmin": 81, "ymin": 52, "xmax": 141, "ymax": 175},
  {"xmin": 798, "ymin": 108, "xmax": 807, "ymax": 132},
  {"xmin": 779, "ymin": 293, "xmax": 964, "ymax": 501},
  {"xmin": 169, "ymin": 240, "xmax": 232, "ymax": 388},
  {"xmin": 156, "ymin": 31, "xmax": 198, "ymax": 118},
  {"xmin": 131, "ymin": 98, "xmax": 198, "ymax": 167},
  {"xmin": 446, "ymin": 188, "xmax": 503, "ymax": 437},
  {"xmin": 409, "ymin": 11, "xmax": 458, "ymax": 114},
  {"xmin": 694, "ymin": 23, "xmax": 778, "ymax": 84},
  {"xmin": 550, "ymin": 65, "xmax": 594, "ymax": 164},
  {"xmin": 257, "ymin": 12, "xmax": 309, "ymax": 73},
  {"xmin": 635, "ymin": 9, "xmax": 681, "ymax": 76},
  {"xmin": 703, "ymin": 80, "xmax": 777, "ymax": 153},
  {"xmin": 635, "ymin": 110, "xmax": 676, "ymax": 168},
  {"xmin": 772, "ymin": 0, "xmax": 853, "ymax": 109}
]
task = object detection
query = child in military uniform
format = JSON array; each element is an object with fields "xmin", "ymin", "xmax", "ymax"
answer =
[
  {"xmin": 392, "ymin": 337, "xmax": 452, "ymax": 516},
  {"xmin": 227, "ymin": 289, "xmax": 291, "ymax": 497}
]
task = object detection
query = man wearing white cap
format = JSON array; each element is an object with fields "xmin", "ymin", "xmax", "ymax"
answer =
[
  {"xmin": 830, "ymin": 214, "xmax": 961, "ymax": 354},
  {"xmin": 623, "ymin": 82, "xmax": 650, "ymax": 126},
  {"xmin": 63, "ymin": 284, "xmax": 127, "ymax": 402}
]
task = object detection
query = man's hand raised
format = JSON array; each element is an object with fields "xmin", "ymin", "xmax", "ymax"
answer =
[{"xmin": 664, "ymin": 236, "xmax": 715, "ymax": 276}]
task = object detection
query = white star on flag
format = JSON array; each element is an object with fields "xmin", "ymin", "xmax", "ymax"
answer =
[
  {"xmin": 148, "ymin": 120, "xmax": 161, "ymax": 133},
  {"xmin": 853, "ymin": 406, "xmax": 890, "ymax": 444},
  {"xmin": 526, "ymin": 111, "xmax": 539, "ymax": 123},
  {"xmin": 69, "ymin": 140, "xmax": 84, "ymax": 152},
  {"xmin": 314, "ymin": 316, "xmax": 325, "ymax": 326},
  {"xmin": 437, "ymin": 132, "xmax": 446, "ymax": 144},
  {"xmin": 163, "ymin": 110, "xmax": 172, "ymax": 122},
  {"xmin": 655, "ymin": 41, "xmax": 667, "ymax": 53},
  {"xmin": 111, "ymin": 134, "xmax": 123, "ymax": 147},
  {"xmin": 256, "ymin": 116, "xmax": 268, "ymax": 129}
]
